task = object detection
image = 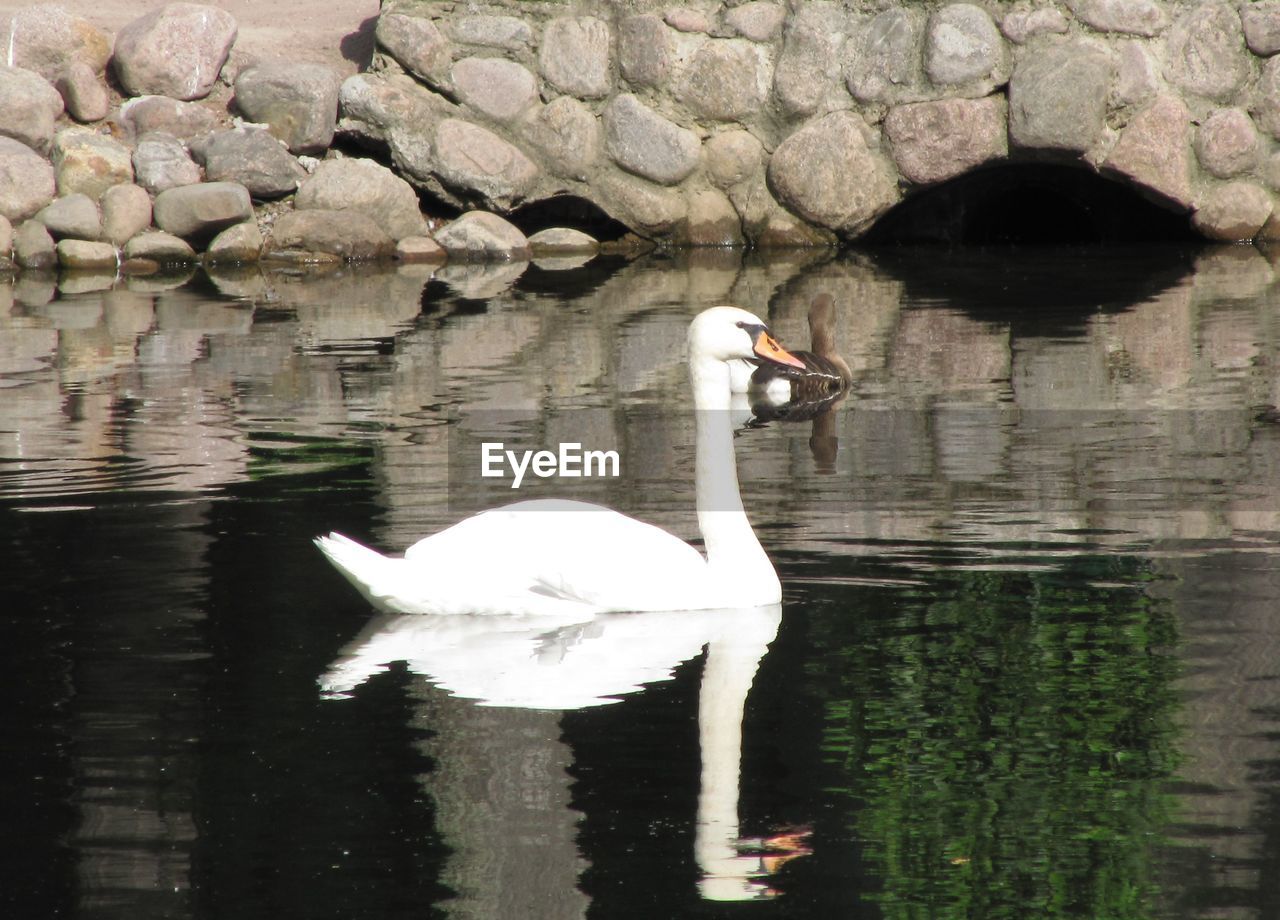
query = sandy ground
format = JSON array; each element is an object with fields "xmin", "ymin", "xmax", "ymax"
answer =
[{"xmin": 0, "ymin": 0, "xmax": 381, "ymax": 75}]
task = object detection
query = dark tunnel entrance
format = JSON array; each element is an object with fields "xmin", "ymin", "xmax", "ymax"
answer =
[
  {"xmin": 507, "ymin": 195, "xmax": 632, "ymax": 242},
  {"xmin": 861, "ymin": 163, "xmax": 1202, "ymax": 246}
]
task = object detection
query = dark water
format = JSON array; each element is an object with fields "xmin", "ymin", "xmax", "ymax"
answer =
[{"xmin": 3, "ymin": 245, "xmax": 1280, "ymax": 919}]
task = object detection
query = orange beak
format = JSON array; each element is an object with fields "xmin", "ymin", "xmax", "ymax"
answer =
[{"xmin": 753, "ymin": 330, "xmax": 806, "ymax": 370}]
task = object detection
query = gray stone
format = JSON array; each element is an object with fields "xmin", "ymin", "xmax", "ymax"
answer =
[
  {"xmin": 217, "ymin": 49, "xmax": 255, "ymax": 88},
  {"xmin": 1196, "ymin": 109, "xmax": 1261, "ymax": 180},
  {"xmin": 1242, "ymin": 1, "xmax": 1280, "ymax": 56},
  {"xmin": 597, "ymin": 173, "xmax": 686, "ymax": 234},
  {"xmin": 124, "ymin": 231, "xmax": 196, "ymax": 262},
  {"xmin": 1008, "ymin": 40, "xmax": 1113, "ymax": 154},
  {"xmin": 376, "ymin": 13, "xmax": 452, "ymax": 88},
  {"xmin": 1193, "ymin": 181, "xmax": 1274, "ymax": 240},
  {"xmin": 924, "ymin": 4, "xmax": 1004, "ymax": 86},
  {"xmin": 201, "ymin": 127, "xmax": 307, "ymax": 199},
  {"xmin": 14, "ymin": 219, "xmax": 56, "ymax": 268},
  {"xmin": 675, "ymin": 39, "xmax": 768, "ymax": 121},
  {"xmin": 0, "ymin": 66, "xmax": 64, "ymax": 154},
  {"xmin": 35, "ymin": 193, "xmax": 100, "ymax": 240},
  {"xmin": 433, "ymin": 118, "xmax": 539, "ymax": 207},
  {"xmin": 101, "ymin": 183, "xmax": 153, "ymax": 246},
  {"xmin": 1, "ymin": 4, "xmax": 112, "ymax": 82},
  {"xmin": 767, "ymin": 111, "xmax": 898, "ymax": 233},
  {"xmin": 53, "ymin": 129, "xmax": 133, "ymax": 199},
  {"xmin": 603, "ymin": 94, "xmax": 700, "ymax": 186},
  {"xmin": 433, "ymin": 211, "xmax": 531, "ymax": 262},
  {"xmin": 153, "ymin": 181, "xmax": 254, "ymax": 242},
  {"xmin": 1115, "ymin": 40, "xmax": 1159, "ymax": 107},
  {"xmin": 723, "ymin": 173, "xmax": 772, "ymax": 246},
  {"xmin": 452, "ymin": 57, "xmax": 538, "ymax": 123},
  {"xmin": 450, "ymin": 15, "xmax": 532, "ymax": 51},
  {"xmin": 55, "ymin": 61, "xmax": 109, "ymax": 123},
  {"xmin": 1253, "ymin": 57, "xmax": 1280, "ymax": 139},
  {"xmin": 619, "ymin": 15, "xmax": 671, "ymax": 87},
  {"xmin": 295, "ymin": 157, "xmax": 427, "ymax": 241},
  {"xmin": 664, "ymin": 9, "xmax": 710, "ymax": 34},
  {"xmin": 847, "ymin": 9, "xmax": 924, "ymax": 103},
  {"xmin": 521, "ymin": 96, "xmax": 600, "ymax": 181},
  {"xmin": 0, "ymin": 137, "xmax": 56, "ymax": 221},
  {"xmin": 351, "ymin": 89, "xmax": 456, "ymax": 196},
  {"xmin": 394, "ymin": 235, "xmax": 446, "ymax": 262},
  {"xmin": 1263, "ymin": 151, "xmax": 1280, "ymax": 190},
  {"xmin": 234, "ymin": 63, "xmax": 341, "ymax": 155},
  {"xmin": 336, "ymin": 72, "xmax": 451, "ymax": 153},
  {"xmin": 205, "ymin": 221, "xmax": 263, "ymax": 263},
  {"xmin": 112, "ymin": 3, "xmax": 238, "ymax": 100},
  {"xmin": 133, "ymin": 132, "xmax": 202, "ymax": 194},
  {"xmin": 116, "ymin": 95, "xmax": 221, "ymax": 142},
  {"xmin": 1065, "ymin": 0, "xmax": 1169, "ymax": 36},
  {"xmin": 0, "ymin": 215, "xmax": 11, "ymax": 257},
  {"xmin": 1103, "ymin": 94, "xmax": 1194, "ymax": 208},
  {"xmin": 527, "ymin": 227, "xmax": 599, "ymax": 255},
  {"xmin": 1000, "ymin": 7, "xmax": 1068, "ymax": 44},
  {"xmin": 705, "ymin": 130, "xmax": 763, "ymax": 189},
  {"xmin": 56, "ymin": 238, "xmax": 116, "ymax": 269},
  {"xmin": 540, "ymin": 17, "xmax": 611, "ymax": 99},
  {"xmin": 773, "ymin": 3, "xmax": 846, "ymax": 117},
  {"xmin": 1164, "ymin": 3, "xmax": 1250, "ymax": 103},
  {"xmin": 267, "ymin": 209, "xmax": 395, "ymax": 260},
  {"xmin": 724, "ymin": 2, "xmax": 785, "ymax": 42},
  {"xmin": 685, "ymin": 188, "xmax": 743, "ymax": 246},
  {"xmin": 886, "ymin": 96, "xmax": 1007, "ymax": 185}
]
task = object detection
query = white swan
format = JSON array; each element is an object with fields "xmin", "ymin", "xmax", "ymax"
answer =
[{"xmin": 314, "ymin": 306, "xmax": 805, "ymax": 616}]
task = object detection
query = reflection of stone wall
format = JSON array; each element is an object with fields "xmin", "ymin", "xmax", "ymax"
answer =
[
  {"xmin": 2, "ymin": 247, "xmax": 1280, "ymax": 550},
  {"xmin": 1156, "ymin": 553, "xmax": 1280, "ymax": 916},
  {"xmin": 356, "ymin": 1, "xmax": 1280, "ymax": 243},
  {"xmin": 410, "ymin": 689, "xmax": 588, "ymax": 920}
]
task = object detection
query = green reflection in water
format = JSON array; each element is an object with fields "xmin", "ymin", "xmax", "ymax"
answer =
[
  {"xmin": 245, "ymin": 432, "xmax": 375, "ymax": 482},
  {"xmin": 810, "ymin": 557, "xmax": 1180, "ymax": 918}
]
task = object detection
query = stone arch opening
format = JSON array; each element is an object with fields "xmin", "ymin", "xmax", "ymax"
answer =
[
  {"xmin": 507, "ymin": 195, "xmax": 632, "ymax": 242},
  {"xmin": 862, "ymin": 164, "xmax": 1202, "ymax": 246}
]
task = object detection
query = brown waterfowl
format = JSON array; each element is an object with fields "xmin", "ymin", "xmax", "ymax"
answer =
[{"xmin": 749, "ymin": 293, "xmax": 853, "ymax": 402}]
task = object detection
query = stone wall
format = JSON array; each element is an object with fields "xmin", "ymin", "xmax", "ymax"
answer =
[
  {"xmin": 354, "ymin": 0, "xmax": 1280, "ymax": 244},
  {"xmin": 5, "ymin": 0, "xmax": 1280, "ymax": 270}
]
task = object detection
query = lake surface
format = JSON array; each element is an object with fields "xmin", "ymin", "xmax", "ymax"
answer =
[{"xmin": 3, "ymin": 244, "xmax": 1280, "ymax": 919}]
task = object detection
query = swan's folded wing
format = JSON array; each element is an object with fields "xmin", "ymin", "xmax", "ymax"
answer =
[
  {"xmin": 529, "ymin": 515, "xmax": 709, "ymax": 610},
  {"xmin": 404, "ymin": 499, "xmax": 710, "ymax": 612}
]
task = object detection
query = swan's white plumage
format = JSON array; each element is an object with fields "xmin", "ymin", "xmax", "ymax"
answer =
[
  {"xmin": 316, "ymin": 498, "xmax": 710, "ymax": 615},
  {"xmin": 315, "ymin": 306, "xmax": 798, "ymax": 616}
]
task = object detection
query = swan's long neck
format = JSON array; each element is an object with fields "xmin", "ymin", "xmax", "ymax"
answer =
[{"xmin": 690, "ymin": 354, "xmax": 775, "ymax": 588}]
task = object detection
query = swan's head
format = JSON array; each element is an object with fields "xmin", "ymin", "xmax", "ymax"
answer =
[{"xmin": 689, "ymin": 306, "xmax": 806, "ymax": 371}]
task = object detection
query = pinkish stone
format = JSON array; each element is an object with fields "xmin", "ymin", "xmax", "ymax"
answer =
[
  {"xmin": 886, "ymin": 96, "xmax": 1007, "ymax": 185},
  {"xmin": 1103, "ymin": 94, "xmax": 1194, "ymax": 208}
]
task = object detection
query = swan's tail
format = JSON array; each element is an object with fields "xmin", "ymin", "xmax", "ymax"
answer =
[{"xmin": 314, "ymin": 532, "xmax": 408, "ymax": 611}]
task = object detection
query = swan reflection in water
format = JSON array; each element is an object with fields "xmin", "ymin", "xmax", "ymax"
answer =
[{"xmin": 320, "ymin": 602, "xmax": 809, "ymax": 903}]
